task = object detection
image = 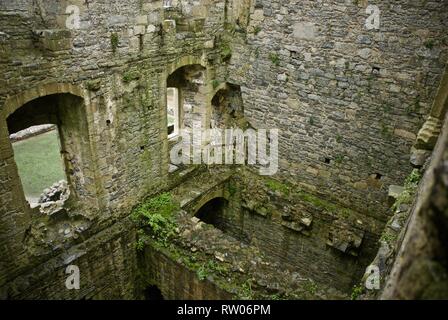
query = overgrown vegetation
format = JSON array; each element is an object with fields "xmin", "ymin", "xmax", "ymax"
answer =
[
  {"xmin": 265, "ymin": 179, "xmax": 290, "ymax": 195},
  {"xmin": 303, "ymin": 280, "xmax": 318, "ymax": 295},
  {"xmin": 240, "ymin": 280, "xmax": 254, "ymax": 300},
  {"xmin": 351, "ymin": 284, "xmax": 364, "ymax": 300},
  {"xmin": 131, "ymin": 193, "xmax": 180, "ymax": 248},
  {"xmin": 264, "ymin": 177, "xmax": 356, "ymax": 219},
  {"xmin": 196, "ymin": 259, "xmax": 229, "ymax": 281},
  {"xmin": 379, "ymin": 169, "xmax": 422, "ymax": 247},
  {"xmin": 86, "ymin": 80, "xmax": 101, "ymax": 91},
  {"xmin": 380, "ymin": 232, "xmax": 398, "ymax": 245},
  {"xmin": 392, "ymin": 169, "xmax": 422, "ymax": 212}
]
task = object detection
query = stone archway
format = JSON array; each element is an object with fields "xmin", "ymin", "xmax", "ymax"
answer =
[
  {"xmin": 0, "ymin": 83, "xmax": 99, "ymax": 215},
  {"xmin": 195, "ymin": 197, "xmax": 229, "ymax": 233},
  {"xmin": 163, "ymin": 57, "xmax": 211, "ymax": 173}
]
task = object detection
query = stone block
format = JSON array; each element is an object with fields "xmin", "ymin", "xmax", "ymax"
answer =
[
  {"xmin": 33, "ymin": 29, "xmax": 72, "ymax": 52},
  {"xmin": 293, "ymin": 22, "xmax": 318, "ymax": 41}
]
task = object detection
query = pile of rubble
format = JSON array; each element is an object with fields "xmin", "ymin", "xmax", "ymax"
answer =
[{"xmin": 38, "ymin": 180, "xmax": 70, "ymax": 215}]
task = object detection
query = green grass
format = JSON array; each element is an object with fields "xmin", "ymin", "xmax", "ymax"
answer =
[
  {"xmin": 168, "ymin": 114, "xmax": 175, "ymax": 127},
  {"xmin": 12, "ymin": 130, "xmax": 66, "ymax": 199}
]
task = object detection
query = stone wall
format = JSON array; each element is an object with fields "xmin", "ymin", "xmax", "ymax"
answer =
[
  {"xmin": 228, "ymin": 0, "xmax": 448, "ymax": 217},
  {"xmin": 380, "ymin": 95, "xmax": 448, "ymax": 300},
  {"xmin": 182, "ymin": 170, "xmax": 383, "ymax": 293},
  {"xmin": 0, "ymin": 0, "xmax": 447, "ymax": 299},
  {"xmin": 141, "ymin": 246, "xmax": 233, "ymax": 300},
  {"xmin": 3, "ymin": 218, "xmax": 138, "ymax": 299},
  {"xmin": 0, "ymin": 0, "xmax": 228, "ymax": 298}
]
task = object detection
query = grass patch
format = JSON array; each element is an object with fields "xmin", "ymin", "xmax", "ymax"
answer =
[
  {"xmin": 12, "ymin": 130, "xmax": 66, "ymax": 199},
  {"xmin": 265, "ymin": 179, "xmax": 290, "ymax": 195}
]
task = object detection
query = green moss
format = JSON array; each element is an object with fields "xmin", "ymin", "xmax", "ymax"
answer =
[
  {"xmin": 424, "ymin": 39, "xmax": 435, "ymax": 49},
  {"xmin": 123, "ymin": 70, "xmax": 141, "ymax": 83},
  {"xmin": 224, "ymin": 22, "xmax": 236, "ymax": 34},
  {"xmin": 380, "ymin": 231, "xmax": 398, "ymax": 245},
  {"xmin": 148, "ymin": 240, "xmax": 253, "ymax": 298},
  {"xmin": 303, "ymin": 280, "xmax": 318, "ymax": 295},
  {"xmin": 382, "ymin": 103, "xmax": 393, "ymax": 113},
  {"xmin": 111, "ymin": 33, "xmax": 119, "ymax": 53},
  {"xmin": 270, "ymin": 53, "xmax": 280, "ymax": 66},
  {"xmin": 221, "ymin": 43, "xmax": 232, "ymax": 62},
  {"xmin": 297, "ymin": 189, "xmax": 357, "ymax": 219},
  {"xmin": 334, "ymin": 154, "xmax": 344, "ymax": 164},
  {"xmin": 309, "ymin": 117, "xmax": 315, "ymax": 125},
  {"xmin": 196, "ymin": 259, "xmax": 229, "ymax": 281},
  {"xmin": 406, "ymin": 97, "xmax": 421, "ymax": 115},
  {"xmin": 264, "ymin": 177, "xmax": 357, "ymax": 219},
  {"xmin": 380, "ymin": 122, "xmax": 392, "ymax": 139},
  {"xmin": 265, "ymin": 179, "xmax": 290, "ymax": 195},
  {"xmin": 212, "ymin": 79, "xmax": 220, "ymax": 89},
  {"xmin": 336, "ymin": 134, "xmax": 343, "ymax": 143},
  {"xmin": 86, "ymin": 80, "xmax": 101, "ymax": 91},
  {"xmin": 227, "ymin": 182, "xmax": 237, "ymax": 197}
]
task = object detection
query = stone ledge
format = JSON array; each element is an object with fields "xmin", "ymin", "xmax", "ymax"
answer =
[{"xmin": 33, "ymin": 29, "xmax": 72, "ymax": 52}]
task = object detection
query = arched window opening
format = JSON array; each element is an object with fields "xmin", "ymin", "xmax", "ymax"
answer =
[
  {"xmin": 195, "ymin": 198, "xmax": 229, "ymax": 233},
  {"xmin": 5, "ymin": 92, "xmax": 96, "ymax": 212},
  {"xmin": 211, "ymin": 84, "xmax": 246, "ymax": 129},
  {"xmin": 167, "ymin": 87, "xmax": 180, "ymax": 138},
  {"xmin": 166, "ymin": 64, "xmax": 206, "ymax": 134},
  {"xmin": 143, "ymin": 285, "xmax": 165, "ymax": 300}
]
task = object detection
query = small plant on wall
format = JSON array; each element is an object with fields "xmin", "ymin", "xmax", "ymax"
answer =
[
  {"xmin": 270, "ymin": 53, "xmax": 280, "ymax": 66},
  {"xmin": 111, "ymin": 32, "xmax": 119, "ymax": 53}
]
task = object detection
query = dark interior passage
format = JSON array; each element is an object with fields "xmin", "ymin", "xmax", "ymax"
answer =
[
  {"xmin": 143, "ymin": 285, "xmax": 164, "ymax": 300},
  {"xmin": 195, "ymin": 198, "xmax": 229, "ymax": 232}
]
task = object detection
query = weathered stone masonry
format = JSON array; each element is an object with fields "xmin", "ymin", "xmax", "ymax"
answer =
[{"xmin": 0, "ymin": 0, "xmax": 447, "ymax": 299}]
